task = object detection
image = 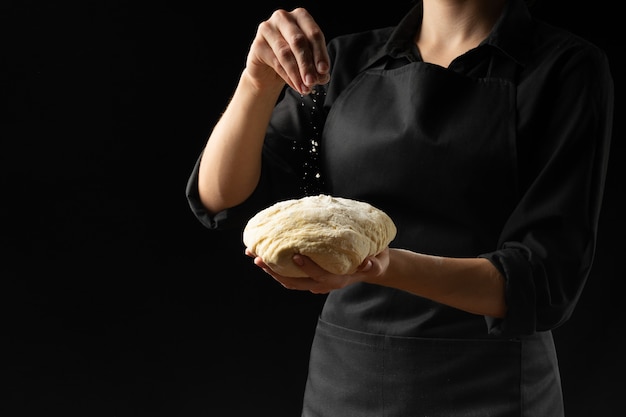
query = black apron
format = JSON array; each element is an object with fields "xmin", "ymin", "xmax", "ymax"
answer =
[
  {"xmin": 303, "ymin": 319, "xmax": 563, "ymax": 417},
  {"xmin": 302, "ymin": 62, "xmax": 565, "ymax": 416}
]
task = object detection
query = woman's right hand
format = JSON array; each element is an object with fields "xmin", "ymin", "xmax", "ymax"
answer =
[{"xmin": 245, "ymin": 8, "xmax": 331, "ymax": 95}]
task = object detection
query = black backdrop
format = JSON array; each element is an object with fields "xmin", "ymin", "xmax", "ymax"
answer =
[{"xmin": 4, "ymin": 1, "xmax": 624, "ymax": 416}]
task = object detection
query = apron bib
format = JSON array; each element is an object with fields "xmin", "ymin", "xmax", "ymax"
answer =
[
  {"xmin": 303, "ymin": 62, "xmax": 564, "ymax": 416},
  {"xmin": 320, "ymin": 62, "xmax": 518, "ymax": 255}
]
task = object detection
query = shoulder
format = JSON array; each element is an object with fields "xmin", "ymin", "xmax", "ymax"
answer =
[
  {"xmin": 323, "ymin": 27, "xmax": 395, "ymax": 99},
  {"xmin": 526, "ymin": 19, "xmax": 611, "ymax": 78},
  {"xmin": 327, "ymin": 27, "xmax": 395, "ymax": 74},
  {"xmin": 328, "ymin": 27, "xmax": 395, "ymax": 54},
  {"xmin": 517, "ymin": 18, "xmax": 613, "ymax": 106}
]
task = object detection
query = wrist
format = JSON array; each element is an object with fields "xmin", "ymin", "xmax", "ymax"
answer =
[{"xmin": 239, "ymin": 68, "xmax": 286, "ymax": 99}]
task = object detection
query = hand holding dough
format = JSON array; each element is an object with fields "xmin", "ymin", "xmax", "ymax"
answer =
[{"xmin": 243, "ymin": 194, "xmax": 397, "ymax": 277}]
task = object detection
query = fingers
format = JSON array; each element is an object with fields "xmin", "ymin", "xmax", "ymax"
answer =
[
  {"xmin": 286, "ymin": 8, "xmax": 330, "ymax": 84},
  {"xmin": 274, "ymin": 275, "xmax": 332, "ymax": 294},
  {"xmin": 246, "ymin": 249, "xmax": 387, "ymax": 294},
  {"xmin": 251, "ymin": 8, "xmax": 330, "ymax": 95},
  {"xmin": 357, "ymin": 258, "xmax": 373, "ymax": 272},
  {"xmin": 248, "ymin": 254, "xmax": 331, "ymax": 293},
  {"xmin": 247, "ymin": 248, "xmax": 389, "ymax": 290}
]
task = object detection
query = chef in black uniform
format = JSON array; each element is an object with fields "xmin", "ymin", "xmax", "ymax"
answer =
[{"xmin": 186, "ymin": 0, "xmax": 614, "ymax": 415}]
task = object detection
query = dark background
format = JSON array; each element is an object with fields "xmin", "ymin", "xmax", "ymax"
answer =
[{"xmin": 3, "ymin": 1, "xmax": 623, "ymax": 416}]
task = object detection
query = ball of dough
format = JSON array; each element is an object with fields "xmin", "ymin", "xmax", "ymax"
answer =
[{"xmin": 243, "ymin": 194, "xmax": 397, "ymax": 277}]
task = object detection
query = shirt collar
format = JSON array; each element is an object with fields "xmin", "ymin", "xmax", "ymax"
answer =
[{"xmin": 372, "ymin": 0, "xmax": 533, "ymax": 67}]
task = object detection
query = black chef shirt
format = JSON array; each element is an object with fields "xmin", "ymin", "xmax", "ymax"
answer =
[{"xmin": 186, "ymin": 0, "xmax": 614, "ymax": 337}]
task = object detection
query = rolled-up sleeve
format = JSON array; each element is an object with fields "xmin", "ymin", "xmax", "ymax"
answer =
[{"xmin": 481, "ymin": 44, "xmax": 614, "ymax": 336}]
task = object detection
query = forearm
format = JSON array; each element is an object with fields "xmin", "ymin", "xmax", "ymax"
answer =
[
  {"xmin": 197, "ymin": 71, "xmax": 285, "ymax": 213},
  {"xmin": 380, "ymin": 248, "xmax": 507, "ymax": 318}
]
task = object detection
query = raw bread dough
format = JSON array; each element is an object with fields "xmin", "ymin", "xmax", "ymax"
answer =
[{"xmin": 243, "ymin": 194, "xmax": 397, "ymax": 277}]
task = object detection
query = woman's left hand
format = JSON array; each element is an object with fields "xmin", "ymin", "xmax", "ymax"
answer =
[{"xmin": 245, "ymin": 248, "xmax": 390, "ymax": 294}]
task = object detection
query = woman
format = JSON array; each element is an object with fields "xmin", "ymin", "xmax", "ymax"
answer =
[{"xmin": 186, "ymin": 0, "xmax": 614, "ymax": 415}]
